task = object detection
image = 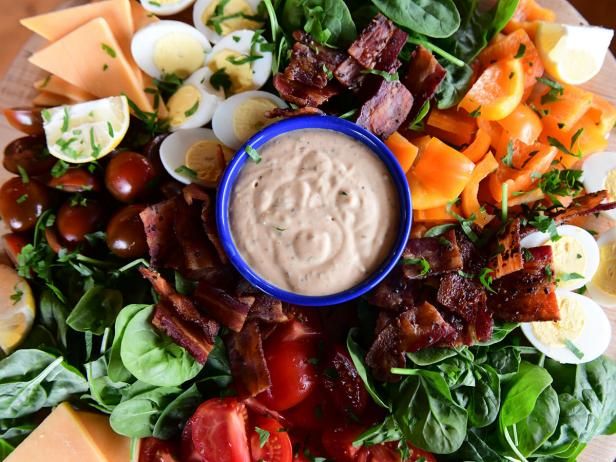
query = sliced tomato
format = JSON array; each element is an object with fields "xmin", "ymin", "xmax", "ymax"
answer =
[
  {"xmin": 250, "ymin": 416, "xmax": 292, "ymax": 462},
  {"xmin": 321, "ymin": 344, "xmax": 369, "ymax": 418},
  {"xmin": 321, "ymin": 424, "xmax": 364, "ymax": 462},
  {"xmin": 276, "ymin": 311, "xmax": 322, "ymax": 342},
  {"xmin": 139, "ymin": 438, "xmax": 178, "ymax": 462},
  {"xmin": 190, "ymin": 398, "xmax": 251, "ymax": 462},
  {"xmin": 257, "ymin": 321, "xmax": 318, "ymax": 411},
  {"xmin": 180, "ymin": 419, "xmax": 202, "ymax": 462},
  {"xmin": 284, "ymin": 387, "xmax": 329, "ymax": 431}
]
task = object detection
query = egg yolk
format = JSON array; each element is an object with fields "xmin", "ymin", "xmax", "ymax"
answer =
[
  {"xmin": 167, "ymin": 85, "xmax": 201, "ymax": 127},
  {"xmin": 201, "ymin": 0, "xmax": 262, "ymax": 36},
  {"xmin": 154, "ymin": 33, "xmax": 205, "ymax": 78},
  {"xmin": 592, "ymin": 242, "xmax": 616, "ymax": 296},
  {"xmin": 548, "ymin": 235, "xmax": 586, "ymax": 288},
  {"xmin": 233, "ymin": 98, "xmax": 278, "ymax": 142},
  {"xmin": 605, "ymin": 168, "xmax": 616, "ymax": 202},
  {"xmin": 208, "ymin": 50, "xmax": 254, "ymax": 94},
  {"xmin": 185, "ymin": 140, "xmax": 232, "ymax": 183},
  {"xmin": 532, "ymin": 294, "xmax": 585, "ymax": 347}
]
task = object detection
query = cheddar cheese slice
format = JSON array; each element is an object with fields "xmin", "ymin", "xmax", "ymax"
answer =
[
  {"xmin": 6, "ymin": 403, "xmax": 130, "ymax": 462},
  {"xmin": 35, "ymin": 75, "xmax": 95, "ymax": 102},
  {"xmin": 131, "ymin": 0, "xmax": 159, "ymax": 31},
  {"xmin": 32, "ymin": 91, "xmax": 74, "ymax": 107},
  {"xmin": 29, "ymin": 18, "xmax": 154, "ymax": 113}
]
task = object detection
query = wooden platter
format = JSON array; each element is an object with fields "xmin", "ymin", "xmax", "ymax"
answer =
[{"xmin": 0, "ymin": 0, "xmax": 614, "ymax": 459}]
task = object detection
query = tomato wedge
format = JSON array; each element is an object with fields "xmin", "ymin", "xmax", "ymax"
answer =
[
  {"xmin": 321, "ymin": 344, "xmax": 368, "ymax": 417},
  {"xmin": 250, "ymin": 416, "xmax": 293, "ymax": 462},
  {"xmin": 139, "ymin": 437, "xmax": 178, "ymax": 462},
  {"xmin": 190, "ymin": 398, "xmax": 251, "ymax": 462}
]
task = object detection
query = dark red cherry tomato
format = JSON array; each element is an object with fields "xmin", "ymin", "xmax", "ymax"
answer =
[
  {"xmin": 3, "ymin": 136, "xmax": 56, "ymax": 177},
  {"xmin": 321, "ymin": 424, "xmax": 365, "ymax": 462},
  {"xmin": 105, "ymin": 151, "xmax": 156, "ymax": 202},
  {"xmin": 0, "ymin": 177, "xmax": 53, "ymax": 232},
  {"xmin": 2, "ymin": 233, "xmax": 30, "ymax": 265},
  {"xmin": 48, "ymin": 168, "xmax": 101, "ymax": 193},
  {"xmin": 180, "ymin": 420, "xmax": 202, "ymax": 462},
  {"xmin": 249, "ymin": 416, "xmax": 292, "ymax": 462},
  {"xmin": 284, "ymin": 387, "xmax": 329, "ymax": 431},
  {"xmin": 106, "ymin": 204, "xmax": 147, "ymax": 259},
  {"xmin": 143, "ymin": 133, "xmax": 167, "ymax": 176},
  {"xmin": 3, "ymin": 108, "xmax": 44, "ymax": 136},
  {"xmin": 56, "ymin": 199, "xmax": 105, "ymax": 244},
  {"xmin": 138, "ymin": 437, "xmax": 179, "ymax": 462},
  {"xmin": 189, "ymin": 398, "xmax": 250, "ymax": 462}
]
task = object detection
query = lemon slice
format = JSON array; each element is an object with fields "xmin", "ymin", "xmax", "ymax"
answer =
[
  {"xmin": 535, "ymin": 22, "xmax": 613, "ymax": 85},
  {"xmin": 42, "ymin": 96, "xmax": 130, "ymax": 163},
  {"xmin": 0, "ymin": 264, "xmax": 35, "ymax": 354}
]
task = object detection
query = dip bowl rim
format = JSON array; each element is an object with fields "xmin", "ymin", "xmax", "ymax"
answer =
[{"xmin": 216, "ymin": 115, "xmax": 412, "ymax": 306}]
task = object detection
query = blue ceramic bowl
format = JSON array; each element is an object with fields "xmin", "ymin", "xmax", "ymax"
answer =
[{"xmin": 216, "ymin": 115, "xmax": 412, "ymax": 306}]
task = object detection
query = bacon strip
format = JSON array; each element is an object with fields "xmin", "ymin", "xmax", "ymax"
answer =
[
  {"xmin": 247, "ymin": 294, "xmax": 288, "ymax": 324},
  {"xmin": 139, "ymin": 198, "xmax": 183, "ymax": 270},
  {"xmin": 225, "ymin": 321, "xmax": 271, "ymax": 397},
  {"xmin": 401, "ymin": 229, "xmax": 463, "ymax": 279},
  {"xmin": 437, "ymin": 272, "xmax": 487, "ymax": 323},
  {"xmin": 488, "ymin": 218, "xmax": 524, "ymax": 278},
  {"xmin": 550, "ymin": 191, "xmax": 615, "ymax": 224},
  {"xmin": 265, "ymin": 107, "xmax": 325, "ymax": 119},
  {"xmin": 273, "ymin": 74, "xmax": 341, "ymax": 107},
  {"xmin": 356, "ymin": 80, "xmax": 413, "ymax": 139},
  {"xmin": 193, "ymin": 281, "xmax": 251, "ymax": 332},
  {"xmin": 402, "ymin": 45, "xmax": 446, "ymax": 121},
  {"xmin": 348, "ymin": 14, "xmax": 399, "ymax": 69}
]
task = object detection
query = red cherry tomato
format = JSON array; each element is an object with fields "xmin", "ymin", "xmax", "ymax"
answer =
[
  {"xmin": 2, "ymin": 233, "xmax": 30, "ymax": 266},
  {"xmin": 56, "ymin": 199, "xmax": 105, "ymax": 244},
  {"xmin": 250, "ymin": 416, "xmax": 292, "ymax": 462},
  {"xmin": 0, "ymin": 177, "xmax": 53, "ymax": 232},
  {"xmin": 180, "ymin": 419, "xmax": 202, "ymax": 462},
  {"xmin": 105, "ymin": 151, "xmax": 156, "ymax": 202},
  {"xmin": 321, "ymin": 344, "xmax": 369, "ymax": 417},
  {"xmin": 257, "ymin": 321, "xmax": 318, "ymax": 411},
  {"xmin": 321, "ymin": 424, "xmax": 364, "ymax": 462},
  {"xmin": 48, "ymin": 168, "xmax": 101, "ymax": 193},
  {"xmin": 3, "ymin": 135, "xmax": 55, "ymax": 176},
  {"xmin": 3, "ymin": 108, "xmax": 44, "ymax": 136},
  {"xmin": 284, "ymin": 387, "xmax": 329, "ymax": 431},
  {"xmin": 190, "ymin": 398, "xmax": 251, "ymax": 462},
  {"xmin": 106, "ymin": 204, "xmax": 148, "ymax": 258},
  {"xmin": 138, "ymin": 437, "xmax": 178, "ymax": 462}
]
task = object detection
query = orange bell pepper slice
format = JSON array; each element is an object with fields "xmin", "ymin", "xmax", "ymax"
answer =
[
  {"xmin": 462, "ymin": 151, "xmax": 499, "ymax": 219},
  {"xmin": 497, "ymin": 104, "xmax": 542, "ymax": 145},
  {"xmin": 504, "ymin": 0, "xmax": 555, "ymax": 33},
  {"xmin": 546, "ymin": 114, "xmax": 609, "ymax": 168},
  {"xmin": 586, "ymin": 94, "xmax": 616, "ymax": 137},
  {"xmin": 529, "ymin": 82, "xmax": 594, "ymax": 135},
  {"xmin": 462, "ymin": 128, "xmax": 491, "ymax": 163},
  {"xmin": 459, "ymin": 59, "xmax": 524, "ymax": 121},
  {"xmin": 385, "ymin": 132, "xmax": 419, "ymax": 173},
  {"xmin": 426, "ymin": 108, "xmax": 477, "ymax": 146},
  {"xmin": 414, "ymin": 205, "xmax": 459, "ymax": 223}
]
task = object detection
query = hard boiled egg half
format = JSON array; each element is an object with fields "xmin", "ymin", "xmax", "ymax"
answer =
[
  {"xmin": 582, "ymin": 151, "xmax": 616, "ymax": 221},
  {"xmin": 132, "ymin": 20, "xmax": 211, "ymax": 80},
  {"xmin": 160, "ymin": 128, "xmax": 233, "ymax": 186},
  {"xmin": 139, "ymin": 0, "xmax": 196, "ymax": 16},
  {"xmin": 206, "ymin": 30, "xmax": 272, "ymax": 95},
  {"xmin": 522, "ymin": 289, "xmax": 611, "ymax": 364},
  {"xmin": 167, "ymin": 67, "xmax": 225, "ymax": 130},
  {"xmin": 213, "ymin": 91, "xmax": 285, "ymax": 149},
  {"xmin": 193, "ymin": 0, "xmax": 263, "ymax": 44},
  {"xmin": 520, "ymin": 225, "xmax": 600, "ymax": 290},
  {"xmin": 587, "ymin": 227, "xmax": 616, "ymax": 308}
]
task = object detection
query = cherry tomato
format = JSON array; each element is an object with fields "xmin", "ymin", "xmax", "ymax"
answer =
[
  {"xmin": 48, "ymin": 168, "xmax": 101, "ymax": 193},
  {"xmin": 2, "ymin": 233, "xmax": 30, "ymax": 265},
  {"xmin": 106, "ymin": 204, "xmax": 148, "ymax": 258},
  {"xmin": 56, "ymin": 199, "xmax": 105, "ymax": 244},
  {"xmin": 0, "ymin": 177, "xmax": 53, "ymax": 232},
  {"xmin": 284, "ymin": 387, "xmax": 329, "ymax": 431},
  {"xmin": 257, "ymin": 321, "xmax": 318, "ymax": 411},
  {"xmin": 3, "ymin": 108, "xmax": 44, "ymax": 136},
  {"xmin": 143, "ymin": 133, "xmax": 167, "ymax": 176},
  {"xmin": 321, "ymin": 424, "xmax": 364, "ymax": 462},
  {"xmin": 44, "ymin": 226, "xmax": 66, "ymax": 254},
  {"xmin": 190, "ymin": 398, "xmax": 251, "ymax": 462},
  {"xmin": 250, "ymin": 416, "xmax": 292, "ymax": 462},
  {"xmin": 321, "ymin": 344, "xmax": 369, "ymax": 417},
  {"xmin": 180, "ymin": 420, "xmax": 202, "ymax": 462},
  {"xmin": 105, "ymin": 151, "xmax": 156, "ymax": 202},
  {"xmin": 139, "ymin": 437, "xmax": 178, "ymax": 462},
  {"xmin": 3, "ymin": 136, "xmax": 56, "ymax": 177}
]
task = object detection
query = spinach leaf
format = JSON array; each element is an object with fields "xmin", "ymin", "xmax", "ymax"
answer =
[
  {"xmin": 0, "ymin": 350, "xmax": 87, "ymax": 419},
  {"xmin": 407, "ymin": 347, "xmax": 458, "ymax": 366},
  {"xmin": 108, "ymin": 304, "xmax": 149, "ymax": 383},
  {"xmin": 484, "ymin": 346, "xmax": 522, "ymax": 377},
  {"xmin": 445, "ymin": 429, "xmax": 508, "ymax": 461},
  {"xmin": 353, "ymin": 415, "xmax": 402, "ymax": 447},
  {"xmin": 372, "ymin": 0, "xmax": 461, "ymax": 38},
  {"xmin": 467, "ymin": 364, "xmax": 500, "ymax": 428},
  {"xmin": 0, "ymin": 439, "xmax": 13, "ymax": 460},
  {"xmin": 393, "ymin": 370, "xmax": 467, "ymax": 453},
  {"xmin": 346, "ymin": 328, "xmax": 389, "ymax": 409},
  {"xmin": 435, "ymin": 62, "xmax": 474, "ymax": 109},
  {"xmin": 66, "ymin": 285, "xmax": 123, "ymax": 335},
  {"xmin": 574, "ymin": 356, "xmax": 616, "ymax": 439},
  {"xmin": 281, "ymin": 0, "xmax": 356, "ymax": 46},
  {"xmin": 514, "ymin": 386, "xmax": 560, "ymax": 456},
  {"xmin": 476, "ymin": 323, "xmax": 519, "ymax": 346},
  {"xmin": 83, "ymin": 355, "xmax": 129, "ymax": 413},
  {"xmin": 152, "ymin": 384, "xmax": 202, "ymax": 439},
  {"xmin": 39, "ymin": 289, "xmax": 69, "ymax": 348},
  {"xmin": 120, "ymin": 306, "xmax": 202, "ymax": 387}
]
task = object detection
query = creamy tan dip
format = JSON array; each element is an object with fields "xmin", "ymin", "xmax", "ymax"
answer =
[{"xmin": 229, "ymin": 129, "xmax": 399, "ymax": 296}]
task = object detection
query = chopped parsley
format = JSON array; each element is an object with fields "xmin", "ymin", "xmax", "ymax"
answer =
[
  {"xmin": 360, "ymin": 68, "xmax": 399, "ymax": 82},
  {"xmin": 90, "ymin": 127, "xmax": 101, "ymax": 159},
  {"xmin": 446, "ymin": 201, "xmax": 480, "ymax": 244},
  {"xmin": 107, "ymin": 122, "xmax": 115, "ymax": 138},
  {"xmin": 51, "ymin": 160, "xmax": 70, "ymax": 178},
  {"xmin": 570, "ymin": 127, "xmax": 584, "ymax": 149},
  {"xmin": 175, "ymin": 165, "xmax": 197, "ymax": 178},
  {"xmin": 538, "ymin": 169, "xmax": 583, "ymax": 205},
  {"xmin": 514, "ymin": 43, "xmax": 526, "ymax": 58},
  {"xmin": 254, "ymin": 426, "xmax": 270, "ymax": 448},
  {"xmin": 102, "ymin": 63, "xmax": 109, "ymax": 71},
  {"xmin": 424, "ymin": 223, "xmax": 455, "ymax": 237},
  {"xmin": 469, "ymin": 106, "xmax": 482, "ymax": 118},
  {"xmin": 184, "ymin": 100, "xmax": 200, "ymax": 117},
  {"xmin": 16, "ymin": 194, "xmax": 28, "ymax": 204},
  {"xmin": 564, "ymin": 339, "xmax": 584, "ymax": 359},
  {"xmin": 408, "ymin": 100, "xmax": 430, "ymax": 131},
  {"xmin": 61, "ymin": 107, "xmax": 70, "ymax": 132},
  {"xmin": 232, "ymin": 35, "xmax": 241, "ymax": 42},
  {"xmin": 245, "ymin": 146, "xmax": 262, "ymax": 163},
  {"xmin": 10, "ymin": 284, "xmax": 23, "ymax": 305},
  {"xmin": 545, "ymin": 264, "xmax": 553, "ymax": 282},
  {"xmin": 401, "ymin": 257, "xmax": 431, "ymax": 276},
  {"xmin": 210, "ymin": 68, "xmax": 232, "ymax": 95},
  {"xmin": 547, "ymin": 136, "xmax": 581, "ymax": 158},
  {"xmin": 17, "ymin": 165, "xmax": 29, "ymax": 184},
  {"xmin": 41, "ymin": 109, "xmax": 51, "ymax": 123},
  {"xmin": 101, "ymin": 43, "xmax": 117, "ymax": 58},
  {"xmin": 502, "ymin": 141, "xmax": 515, "ymax": 168},
  {"xmin": 558, "ymin": 272, "xmax": 584, "ymax": 282},
  {"xmin": 322, "ymin": 64, "xmax": 334, "ymax": 80},
  {"xmin": 501, "ymin": 183, "xmax": 508, "ymax": 222},
  {"xmin": 537, "ymin": 77, "xmax": 564, "ymax": 105},
  {"xmin": 529, "ymin": 213, "xmax": 559, "ymax": 241}
]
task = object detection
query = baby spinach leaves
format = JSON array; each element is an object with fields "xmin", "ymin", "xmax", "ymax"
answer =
[
  {"xmin": 66, "ymin": 286, "xmax": 123, "ymax": 335},
  {"xmin": 281, "ymin": 0, "xmax": 356, "ymax": 46},
  {"xmin": 372, "ymin": 0, "xmax": 461, "ymax": 38}
]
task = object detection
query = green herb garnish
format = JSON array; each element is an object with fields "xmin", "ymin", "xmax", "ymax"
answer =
[
  {"xmin": 175, "ymin": 165, "xmax": 197, "ymax": 178},
  {"xmin": 255, "ymin": 427, "xmax": 270, "ymax": 448},
  {"xmin": 245, "ymin": 146, "xmax": 262, "ymax": 163},
  {"xmin": 401, "ymin": 257, "xmax": 431, "ymax": 276},
  {"xmin": 360, "ymin": 68, "xmax": 399, "ymax": 82},
  {"xmin": 564, "ymin": 339, "xmax": 584, "ymax": 359},
  {"xmin": 101, "ymin": 43, "xmax": 117, "ymax": 58},
  {"xmin": 184, "ymin": 101, "xmax": 200, "ymax": 117}
]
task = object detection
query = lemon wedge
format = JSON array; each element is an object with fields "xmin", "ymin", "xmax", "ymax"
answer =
[
  {"xmin": 535, "ymin": 22, "xmax": 614, "ymax": 85},
  {"xmin": 42, "ymin": 96, "xmax": 130, "ymax": 163},
  {"xmin": 0, "ymin": 264, "xmax": 35, "ymax": 354}
]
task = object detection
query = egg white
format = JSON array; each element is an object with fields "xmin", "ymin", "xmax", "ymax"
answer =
[
  {"xmin": 160, "ymin": 128, "xmax": 219, "ymax": 184},
  {"xmin": 521, "ymin": 289, "xmax": 611, "ymax": 364},
  {"xmin": 131, "ymin": 21, "xmax": 212, "ymax": 79},
  {"xmin": 139, "ymin": 0, "xmax": 196, "ymax": 16},
  {"xmin": 212, "ymin": 91, "xmax": 285, "ymax": 149},
  {"xmin": 582, "ymin": 151, "xmax": 616, "ymax": 221},
  {"xmin": 205, "ymin": 29, "xmax": 272, "ymax": 92},
  {"xmin": 193, "ymin": 0, "xmax": 263, "ymax": 43},
  {"xmin": 169, "ymin": 67, "xmax": 225, "ymax": 131},
  {"xmin": 520, "ymin": 225, "xmax": 600, "ymax": 290},
  {"xmin": 587, "ymin": 227, "xmax": 616, "ymax": 308}
]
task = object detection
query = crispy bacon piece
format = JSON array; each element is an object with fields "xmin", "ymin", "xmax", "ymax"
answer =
[
  {"xmin": 334, "ymin": 56, "xmax": 364, "ymax": 88},
  {"xmin": 193, "ymin": 281, "xmax": 251, "ymax": 332},
  {"xmin": 550, "ymin": 191, "xmax": 616, "ymax": 224},
  {"xmin": 375, "ymin": 28, "xmax": 407, "ymax": 73},
  {"xmin": 265, "ymin": 107, "xmax": 325, "ymax": 119},
  {"xmin": 293, "ymin": 30, "xmax": 347, "ymax": 69},
  {"xmin": 348, "ymin": 14, "xmax": 399, "ymax": 69},
  {"xmin": 285, "ymin": 42, "xmax": 331, "ymax": 89},
  {"xmin": 437, "ymin": 272, "xmax": 486, "ymax": 323},
  {"xmin": 199, "ymin": 194, "xmax": 228, "ymax": 265},
  {"xmin": 471, "ymin": 302, "xmax": 493, "ymax": 343},
  {"xmin": 225, "ymin": 320, "xmax": 271, "ymax": 397},
  {"xmin": 182, "ymin": 183, "xmax": 210, "ymax": 204},
  {"xmin": 152, "ymin": 301, "xmax": 214, "ymax": 364},
  {"xmin": 356, "ymin": 80, "xmax": 413, "ymax": 138},
  {"xmin": 366, "ymin": 302, "xmax": 455, "ymax": 381},
  {"xmin": 273, "ymin": 74, "xmax": 341, "ymax": 107},
  {"xmin": 488, "ymin": 218, "xmax": 523, "ymax": 278},
  {"xmin": 401, "ymin": 229, "xmax": 463, "ymax": 279},
  {"xmin": 402, "ymin": 46, "xmax": 446, "ymax": 121},
  {"xmin": 247, "ymin": 294, "xmax": 288, "ymax": 323},
  {"xmin": 368, "ymin": 266, "xmax": 424, "ymax": 310},
  {"xmin": 140, "ymin": 198, "xmax": 183, "ymax": 270},
  {"xmin": 489, "ymin": 245, "xmax": 559, "ymax": 322}
]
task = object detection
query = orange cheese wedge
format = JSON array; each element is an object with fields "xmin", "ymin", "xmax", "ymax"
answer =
[
  {"xmin": 34, "ymin": 75, "xmax": 95, "ymax": 102},
  {"xmin": 131, "ymin": 0, "xmax": 159, "ymax": 30},
  {"xmin": 29, "ymin": 18, "xmax": 154, "ymax": 114},
  {"xmin": 32, "ymin": 91, "xmax": 75, "ymax": 107}
]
